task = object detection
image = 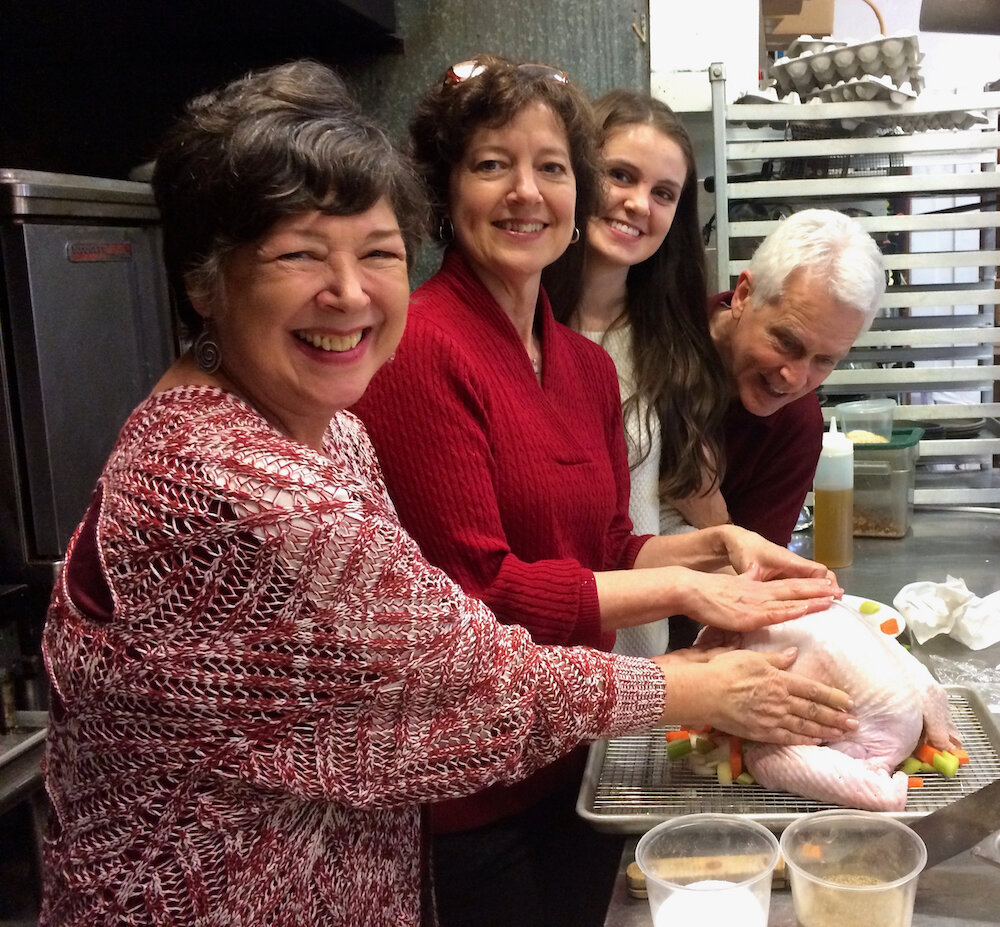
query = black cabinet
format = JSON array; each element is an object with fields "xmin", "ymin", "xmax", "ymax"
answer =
[{"xmin": 0, "ymin": 0, "xmax": 401, "ymax": 180}]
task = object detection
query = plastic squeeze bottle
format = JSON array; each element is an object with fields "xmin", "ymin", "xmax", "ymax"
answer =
[{"xmin": 813, "ymin": 416, "xmax": 854, "ymax": 569}]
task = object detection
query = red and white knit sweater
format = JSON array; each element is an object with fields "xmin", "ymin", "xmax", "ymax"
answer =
[{"xmin": 40, "ymin": 386, "xmax": 664, "ymax": 927}]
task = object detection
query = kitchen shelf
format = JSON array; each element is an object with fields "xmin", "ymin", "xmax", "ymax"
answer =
[{"xmin": 709, "ymin": 64, "xmax": 1000, "ymax": 506}]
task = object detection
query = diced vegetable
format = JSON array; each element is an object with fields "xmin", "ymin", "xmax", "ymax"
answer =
[
  {"xmin": 908, "ymin": 776, "xmax": 924, "ymax": 789},
  {"xmin": 716, "ymin": 759, "xmax": 733, "ymax": 785},
  {"xmin": 692, "ymin": 734, "xmax": 718, "ymax": 754},
  {"xmin": 802, "ymin": 843, "xmax": 823, "ymax": 859},
  {"xmin": 729, "ymin": 736, "xmax": 743, "ymax": 780},
  {"xmin": 901, "ymin": 756, "xmax": 924, "ymax": 776},
  {"xmin": 879, "ymin": 618, "xmax": 900, "ymax": 635},
  {"xmin": 665, "ymin": 730, "xmax": 692, "ymax": 742},
  {"xmin": 735, "ymin": 771, "xmax": 756, "ymax": 786},
  {"xmin": 688, "ymin": 762, "xmax": 717, "ymax": 778},
  {"xmin": 859, "ymin": 600, "xmax": 881, "ymax": 614},
  {"xmin": 666, "ymin": 737, "xmax": 694, "ymax": 760},
  {"xmin": 914, "ymin": 743, "xmax": 940, "ymax": 766},
  {"xmin": 932, "ymin": 750, "xmax": 960, "ymax": 778},
  {"xmin": 952, "ymin": 747, "xmax": 970, "ymax": 766}
]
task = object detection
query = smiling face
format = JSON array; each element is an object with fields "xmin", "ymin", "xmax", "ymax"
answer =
[
  {"xmin": 448, "ymin": 101, "xmax": 578, "ymax": 296},
  {"xmin": 587, "ymin": 123, "xmax": 688, "ymax": 272},
  {"xmin": 198, "ymin": 199, "xmax": 410, "ymax": 447},
  {"xmin": 725, "ymin": 269, "xmax": 864, "ymax": 418}
]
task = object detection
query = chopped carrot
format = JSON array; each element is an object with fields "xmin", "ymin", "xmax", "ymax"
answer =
[
  {"xmin": 729, "ymin": 735, "xmax": 743, "ymax": 780},
  {"xmin": 802, "ymin": 843, "xmax": 823, "ymax": 859},
  {"xmin": 952, "ymin": 747, "xmax": 970, "ymax": 765},
  {"xmin": 914, "ymin": 743, "xmax": 940, "ymax": 765},
  {"xmin": 908, "ymin": 776, "xmax": 925, "ymax": 789},
  {"xmin": 665, "ymin": 730, "xmax": 692, "ymax": 742},
  {"xmin": 880, "ymin": 618, "xmax": 900, "ymax": 635}
]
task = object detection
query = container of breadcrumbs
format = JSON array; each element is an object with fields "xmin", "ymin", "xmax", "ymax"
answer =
[{"xmin": 850, "ymin": 427, "xmax": 923, "ymax": 538}]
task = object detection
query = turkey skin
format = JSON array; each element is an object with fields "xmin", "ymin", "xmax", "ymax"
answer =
[{"xmin": 735, "ymin": 610, "xmax": 959, "ymax": 811}]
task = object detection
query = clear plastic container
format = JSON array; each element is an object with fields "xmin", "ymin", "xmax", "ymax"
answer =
[
  {"xmin": 635, "ymin": 814, "xmax": 778, "ymax": 927},
  {"xmin": 852, "ymin": 428, "xmax": 923, "ymax": 538},
  {"xmin": 781, "ymin": 809, "xmax": 926, "ymax": 927},
  {"xmin": 835, "ymin": 398, "xmax": 897, "ymax": 444}
]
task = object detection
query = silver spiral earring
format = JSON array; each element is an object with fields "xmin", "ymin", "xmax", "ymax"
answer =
[
  {"xmin": 570, "ymin": 226, "xmax": 581, "ymax": 245},
  {"xmin": 438, "ymin": 216, "xmax": 455, "ymax": 242},
  {"xmin": 193, "ymin": 329, "xmax": 221, "ymax": 374}
]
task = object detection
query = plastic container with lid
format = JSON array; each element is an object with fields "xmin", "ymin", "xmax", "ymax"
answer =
[
  {"xmin": 852, "ymin": 427, "xmax": 923, "ymax": 538},
  {"xmin": 835, "ymin": 398, "xmax": 897, "ymax": 444},
  {"xmin": 813, "ymin": 417, "xmax": 853, "ymax": 568}
]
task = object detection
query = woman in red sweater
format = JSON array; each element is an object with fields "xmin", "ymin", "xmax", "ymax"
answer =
[
  {"xmin": 352, "ymin": 55, "xmax": 856, "ymax": 927},
  {"xmin": 39, "ymin": 61, "xmax": 718, "ymax": 927}
]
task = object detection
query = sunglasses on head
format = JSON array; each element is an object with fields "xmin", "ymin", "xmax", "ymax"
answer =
[{"xmin": 443, "ymin": 59, "xmax": 570, "ymax": 87}]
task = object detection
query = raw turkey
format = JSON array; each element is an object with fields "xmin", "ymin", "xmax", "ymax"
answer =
[{"xmin": 719, "ymin": 609, "xmax": 959, "ymax": 811}]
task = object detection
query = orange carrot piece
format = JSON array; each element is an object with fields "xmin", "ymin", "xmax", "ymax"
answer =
[
  {"xmin": 908, "ymin": 776, "xmax": 925, "ymax": 789},
  {"xmin": 880, "ymin": 618, "xmax": 900, "ymax": 635},
  {"xmin": 914, "ymin": 743, "xmax": 940, "ymax": 765},
  {"xmin": 665, "ymin": 730, "xmax": 692, "ymax": 742},
  {"xmin": 729, "ymin": 735, "xmax": 743, "ymax": 779},
  {"xmin": 952, "ymin": 747, "xmax": 970, "ymax": 765},
  {"xmin": 802, "ymin": 843, "xmax": 823, "ymax": 859}
]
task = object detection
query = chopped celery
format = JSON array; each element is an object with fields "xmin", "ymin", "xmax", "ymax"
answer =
[
  {"xmin": 858, "ymin": 600, "xmax": 881, "ymax": 614},
  {"xmin": 735, "ymin": 771, "xmax": 756, "ymax": 786},
  {"xmin": 901, "ymin": 756, "xmax": 924, "ymax": 776},
  {"xmin": 717, "ymin": 759, "xmax": 733, "ymax": 785},
  {"xmin": 667, "ymin": 737, "xmax": 694, "ymax": 760},
  {"xmin": 932, "ymin": 750, "xmax": 960, "ymax": 778}
]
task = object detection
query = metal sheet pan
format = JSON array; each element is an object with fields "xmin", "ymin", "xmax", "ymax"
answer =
[{"xmin": 577, "ymin": 685, "xmax": 1000, "ymax": 834}]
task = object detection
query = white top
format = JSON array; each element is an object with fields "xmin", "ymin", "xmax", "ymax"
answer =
[{"xmin": 580, "ymin": 325, "xmax": 696, "ymax": 656}]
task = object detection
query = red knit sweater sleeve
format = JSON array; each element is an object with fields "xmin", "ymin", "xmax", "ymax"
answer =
[{"xmin": 45, "ymin": 393, "xmax": 665, "ymax": 808}]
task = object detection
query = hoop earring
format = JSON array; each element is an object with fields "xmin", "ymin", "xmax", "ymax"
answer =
[
  {"xmin": 438, "ymin": 216, "xmax": 454, "ymax": 242},
  {"xmin": 193, "ymin": 329, "xmax": 221, "ymax": 374},
  {"xmin": 570, "ymin": 227, "xmax": 581, "ymax": 245}
]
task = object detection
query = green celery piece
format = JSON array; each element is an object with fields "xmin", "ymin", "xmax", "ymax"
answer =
[
  {"xmin": 901, "ymin": 756, "xmax": 924, "ymax": 776},
  {"xmin": 932, "ymin": 750, "xmax": 960, "ymax": 778},
  {"xmin": 667, "ymin": 737, "xmax": 694, "ymax": 760}
]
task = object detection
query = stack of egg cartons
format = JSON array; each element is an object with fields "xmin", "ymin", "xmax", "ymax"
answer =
[{"xmin": 770, "ymin": 34, "xmax": 924, "ymax": 106}]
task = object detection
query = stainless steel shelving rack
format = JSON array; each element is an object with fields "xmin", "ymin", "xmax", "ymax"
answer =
[{"xmin": 709, "ymin": 63, "xmax": 1000, "ymax": 506}]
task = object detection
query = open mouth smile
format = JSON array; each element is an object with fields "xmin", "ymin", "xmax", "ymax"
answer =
[
  {"xmin": 605, "ymin": 218, "xmax": 642, "ymax": 238},
  {"xmin": 294, "ymin": 330, "xmax": 366, "ymax": 352},
  {"xmin": 494, "ymin": 220, "xmax": 546, "ymax": 233}
]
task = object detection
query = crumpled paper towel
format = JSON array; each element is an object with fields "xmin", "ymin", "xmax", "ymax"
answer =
[{"xmin": 893, "ymin": 575, "xmax": 1000, "ymax": 649}]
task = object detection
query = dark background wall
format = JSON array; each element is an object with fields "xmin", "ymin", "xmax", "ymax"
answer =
[{"xmin": 1, "ymin": 0, "xmax": 650, "ymax": 181}]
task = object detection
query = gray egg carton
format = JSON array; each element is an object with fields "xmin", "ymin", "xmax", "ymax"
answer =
[
  {"xmin": 839, "ymin": 106, "xmax": 991, "ymax": 135},
  {"xmin": 805, "ymin": 74, "xmax": 918, "ymax": 104},
  {"xmin": 771, "ymin": 33, "xmax": 924, "ymax": 100},
  {"xmin": 730, "ymin": 91, "xmax": 992, "ymax": 136}
]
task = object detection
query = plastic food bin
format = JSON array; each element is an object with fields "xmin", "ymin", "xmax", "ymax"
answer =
[
  {"xmin": 835, "ymin": 398, "xmax": 897, "ymax": 443},
  {"xmin": 852, "ymin": 427, "xmax": 923, "ymax": 538}
]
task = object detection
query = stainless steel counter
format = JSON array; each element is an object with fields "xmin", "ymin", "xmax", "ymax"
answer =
[{"xmin": 604, "ymin": 506, "xmax": 1000, "ymax": 927}]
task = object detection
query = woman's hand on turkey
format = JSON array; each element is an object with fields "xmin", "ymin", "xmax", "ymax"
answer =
[{"xmin": 657, "ymin": 647, "xmax": 857, "ymax": 744}]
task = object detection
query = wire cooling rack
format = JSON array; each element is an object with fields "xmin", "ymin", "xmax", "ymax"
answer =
[{"xmin": 577, "ymin": 686, "xmax": 1000, "ymax": 834}]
